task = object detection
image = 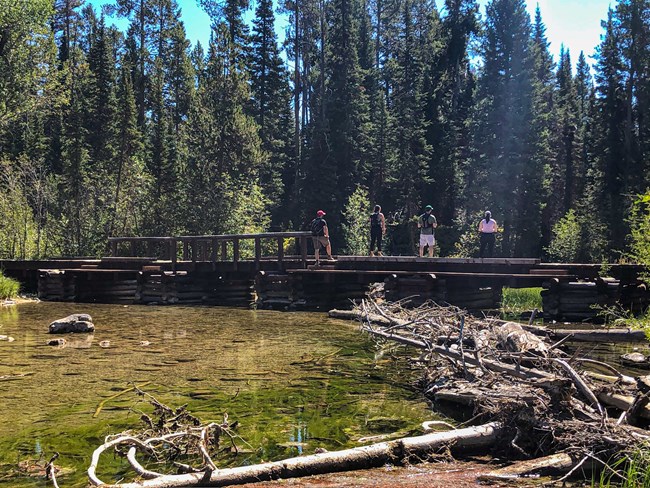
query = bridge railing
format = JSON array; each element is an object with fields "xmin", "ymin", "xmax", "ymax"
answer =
[{"xmin": 108, "ymin": 232, "xmax": 312, "ymax": 270}]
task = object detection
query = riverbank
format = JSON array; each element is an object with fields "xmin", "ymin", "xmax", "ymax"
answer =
[
  {"xmin": 237, "ymin": 460, "xmax": 513, "ymax": 487},
  {"xmin": 1, "ymin": 295, "xmax": 39, "ymax": 306}
]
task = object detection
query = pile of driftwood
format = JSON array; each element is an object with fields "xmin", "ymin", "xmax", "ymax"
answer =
[{"xmin": 332, "ymin": 297, "xmax": 650, "ymax": 482}]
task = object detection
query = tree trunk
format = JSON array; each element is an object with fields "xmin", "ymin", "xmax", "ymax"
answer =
[{"xmin": 94, "ymin": 423, "xmax": 503, "ymax": 488}]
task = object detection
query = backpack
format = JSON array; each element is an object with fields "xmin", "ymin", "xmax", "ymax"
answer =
[
  {"xmin": 370, "ymin": 212, "xmax": 381, "ymax": 228},
  {"xmin": 420, "ymin": 213, "xmax": 432, "ymax": 229},
  {"xmin": 310, "ymin": 218, "xmax": 326, "ymax": 236}
]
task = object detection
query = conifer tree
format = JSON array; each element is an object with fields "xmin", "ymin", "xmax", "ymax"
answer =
[
  {"xmin": 249, "ymin": 0, "xmax": 295, "ymax": 226},
  {"xmin": 472, "ymin": 0, "xmax": 535, "ymax": 256}
]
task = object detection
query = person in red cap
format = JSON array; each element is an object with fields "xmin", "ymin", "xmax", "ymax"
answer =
[{"xmin": 310, "ymin": 210, "xmax": 333, "ymax": 265}]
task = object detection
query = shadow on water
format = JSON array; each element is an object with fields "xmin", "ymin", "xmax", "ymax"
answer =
[{"xmin": 0, "ymin": 303, "xmax": 435, "ymax": 487}]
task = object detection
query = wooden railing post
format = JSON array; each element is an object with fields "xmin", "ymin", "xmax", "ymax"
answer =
[
  {"xmin": 110, "ymin": 240, "xmax": 118, "ymax": 256},
  {"xmin": 211, "ymin": 238, "xmax": 217, "ymax": 270},
  {"xmin": 233, "ymin": 238, "xmax": 240, "ymax": 270},
  {"xmin": 221, "ymin": 240, "xmax": 227, "ymax": 261},
  {"xmin": 300, "ymin": 236, "xmax": 308, "ymax": 268},
  {"xmin": 130, "ymin": 239, "xmax": 136, "ymax": 257},
  {"xmin": 254, "ymin": 237, "xmax": 261, "ymax": 270},
  {"xmin": 191, "ymin": 239, "xmax": 197, "ymax": 268},
  {"xmin": 277, "ymin": 237, "xmax": 284, "ymax": 271},
  {"xmin": 170, "ymin": 239, "xmax": 177, "ymax": 271},
  {"xmin": 182, "ymin": 241, "xmax": 189, "ymax": 261}
]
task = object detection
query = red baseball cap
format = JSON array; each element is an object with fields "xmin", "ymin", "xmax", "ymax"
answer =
[{"xmin": 316, "ymin": 210, "xmax": 326, "ymax": 216}]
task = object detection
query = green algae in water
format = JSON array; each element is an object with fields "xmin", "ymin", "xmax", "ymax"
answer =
[{"xmin": 0, "ymin": 303, "xmax": 437, "ymax": 487}]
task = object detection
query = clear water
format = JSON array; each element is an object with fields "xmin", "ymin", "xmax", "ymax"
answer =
[{"xmin": 0, "ymin": 303, "xmax": 434, "ymax": 487}]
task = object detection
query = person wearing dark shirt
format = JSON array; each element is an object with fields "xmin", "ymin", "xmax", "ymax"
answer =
[
  {"xmin": 369, "ymin": 205, "xmax": 386, "ymax": 256},
  {"xmin": 309, "ymin": 210, "xmax": 333, "ymax": 265}
]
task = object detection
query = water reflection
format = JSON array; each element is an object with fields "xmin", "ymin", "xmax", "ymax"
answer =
[{"xmin": 0, "ymin": 302, "xmax": 433, "ymax": 487}]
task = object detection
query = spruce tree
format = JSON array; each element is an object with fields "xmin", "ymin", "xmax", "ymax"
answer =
[
  {"xmin": 249, "ymin": 0, "xmax": 295, "ymax": 226},
  {"xmin": 472, "ymin": 0, "xmax": 535, "ymax": 256}
]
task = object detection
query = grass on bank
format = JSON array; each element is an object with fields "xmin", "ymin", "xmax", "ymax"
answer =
[
  {"xmin": 0, "ymin": 272, "xmax": 20, "ymax": 299},
  {"xmin": 594, "ymin": 449, "xmax": 650, "ymax": 487},
  {"xmin": 501, "ymin": 287, "xmax": 543, "ymax": 318}
]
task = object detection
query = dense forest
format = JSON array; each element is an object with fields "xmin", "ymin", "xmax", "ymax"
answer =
[{"xmin": 1, "ymin": 0, "xmax": 649, "ymax": 262}]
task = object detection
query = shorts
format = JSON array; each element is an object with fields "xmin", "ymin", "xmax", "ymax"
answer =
[
  {"xmin": 419, "ymin": 234, "xmax": 435, "ymax": 247},
  {"xmin": 312, "ymin": 236, "xmax": 330, "ymax": 249}
]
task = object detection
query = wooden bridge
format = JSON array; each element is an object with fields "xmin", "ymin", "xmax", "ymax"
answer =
[{"xmin": 1, "ymin": 232, "xmax": 648, "ymax": 320}]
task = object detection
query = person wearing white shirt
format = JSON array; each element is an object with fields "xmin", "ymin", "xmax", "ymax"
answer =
[{"xmin": 478, "ymin": 211, "xmax": 497, "ymax": 258}]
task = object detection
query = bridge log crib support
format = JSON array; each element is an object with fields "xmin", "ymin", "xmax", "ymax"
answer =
[
  {"xmin": 541, "ymin": 278, "xmax": 650, "ymax": 322},
  {"xmin": 5, "ymin": 237, "xmax": 647, "ymax": 316}
]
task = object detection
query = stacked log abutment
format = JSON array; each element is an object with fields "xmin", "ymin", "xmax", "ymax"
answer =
[
  {"xmin": 541, "ymin": 277, "xmax": 621, "ymax": 322},
  {"xmin": 383, "ymin": 274, "xmax": 446, "ymax": 306},
  {"xmin": 37, "ymin": 270, "xmax": 76, "ymax": 301},
  {"xmin": 255, "ymin": 271, "xmax": 296, "ymax": 310}
]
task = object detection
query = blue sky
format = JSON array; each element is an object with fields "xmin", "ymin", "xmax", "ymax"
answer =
[{"xmin": 89, "ymin": 0, "xmax": 614, "ymax": 66}]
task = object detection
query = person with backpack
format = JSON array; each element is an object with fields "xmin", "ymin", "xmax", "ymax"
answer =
[
  {"xmin": 369, "ymin": 205, "xmax": 386, "ymax": 256},
  {"xmin": 417, "ymin": 205, "xmax": 437, "ymax": 257},
  {"xmin": 478, "ymin": 210, "xmax": 498, "ymax": 258},
  {"xmin": 310, "ymin": 210, "xmax": 333, "ymax": 265}
]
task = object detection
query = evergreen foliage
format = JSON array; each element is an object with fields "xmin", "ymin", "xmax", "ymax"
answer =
[
  {"xmin": 342, "ymin": 186, "xmax": 371, "ymax": 255},
  {"xmin": 0, "ymin": 0, "xmax": 649, "ymax": 263}
]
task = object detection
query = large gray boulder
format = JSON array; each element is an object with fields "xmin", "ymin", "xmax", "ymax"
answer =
[{"xmin": 49, "ymin": 314, "xmax": 95, "ymax": 334}]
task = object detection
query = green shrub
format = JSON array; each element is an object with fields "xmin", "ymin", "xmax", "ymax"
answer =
[
  {"xmin": 0, "ymin": 272, "xmax": 20, "ymax": 299},
  {"xmin": 628, "ymin": 191, "xmax": 650, "ymax": 278},
  {"xmin": 546, "ymin": 209, "xmax": 582, "ymax": 262}
]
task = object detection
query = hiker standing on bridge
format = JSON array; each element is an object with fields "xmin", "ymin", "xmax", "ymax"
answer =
[
  {"xmin": 417, "ymin": 205, "xmax": 437, "ymax": 258},
  {"xmin": 310, "ymin": 210, "xmax": 333, "ymax": 265},
  {"xmin": 369, "ymin": 205, "xmax": 386, "ymax": 257},
  {"xmin": 478, "ymin": 210, "xmax": 498, "ymax": 258}
]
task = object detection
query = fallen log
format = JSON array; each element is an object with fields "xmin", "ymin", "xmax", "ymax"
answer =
[
  {"xmin": 93, "ymin": 422, "xmax": 503, "ymax": 488},
  {"xmin": 366, "ymin": 326, "xmax": 554, "ymax": 381},
  {"xmin": 597, "ymin": 392, "xmax": 650, "ymax": 420},
  {"xmin": 479, "ymin": 452, "xmax": 579, "ymax": 481}
]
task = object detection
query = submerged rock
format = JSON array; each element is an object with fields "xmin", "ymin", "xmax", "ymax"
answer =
[
  {"xmin": 99, "ymin": 340, "xmax": 111, "ymax": 348},
  {"xmin": 47, "ymin": 338, "xmax": 66, "ymax": 347},
  {"xmin": 0, "ymin": 335, "xmax": 15, "ymax": 342},
  {"xmin": 621, "ymin": 352, "xmax": 650, "ymax": 368},
  {"xmin": 49, "ymin": 314, "xmax": 95, "ymax": 334}
]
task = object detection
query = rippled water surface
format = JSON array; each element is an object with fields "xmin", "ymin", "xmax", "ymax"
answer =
[{"xmin": 0, "ymin": 303, "xmax": 433, "ymax": 487}]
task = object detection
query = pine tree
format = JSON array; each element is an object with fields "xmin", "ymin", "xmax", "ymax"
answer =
[
  {"xmin": 472, "ymin": 0, "xmax": 535, "ymax": 256},
  {"xmin": 424, "ymin": 0, "xmax": 478, "ymax": 225},
  {"xmin": 593, "ymin": 8, "xmax": 626, "ymax": 253},
  {"xmin": 185, "ymin": 26, "xmax": 266, "ymax": 235},
  {"xmin": 388, "ymin": 0, "xmax": 432, "ymax": 253},
  {"xmin": 525, "ymin": 5, "xmax": 554, "ymax": 255},
  {"xmin": 249, "ymin": 0, "xmax": 295, "ymax": 226}
]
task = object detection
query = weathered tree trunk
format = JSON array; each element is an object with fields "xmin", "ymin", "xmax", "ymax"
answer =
[{"xmin": 94, "ymin": 423, "xmax": 503, "ymax": 488}]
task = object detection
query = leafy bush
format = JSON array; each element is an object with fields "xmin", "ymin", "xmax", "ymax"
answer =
[
  {"xmin": 545, "ymin": 209, "xmax": 581, "ymax": 262},
  {"xmin": 0, "ymin": 273, "xmax": 20, "ymax": 299},
  {"xmin": 628, "ymin": 192, "xmax": 650, "ymax": 275}
]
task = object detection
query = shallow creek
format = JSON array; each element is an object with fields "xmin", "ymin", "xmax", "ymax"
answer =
[{"xmin": 0, "ymin": 303, "xmax": 434, "ymax": 487}]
